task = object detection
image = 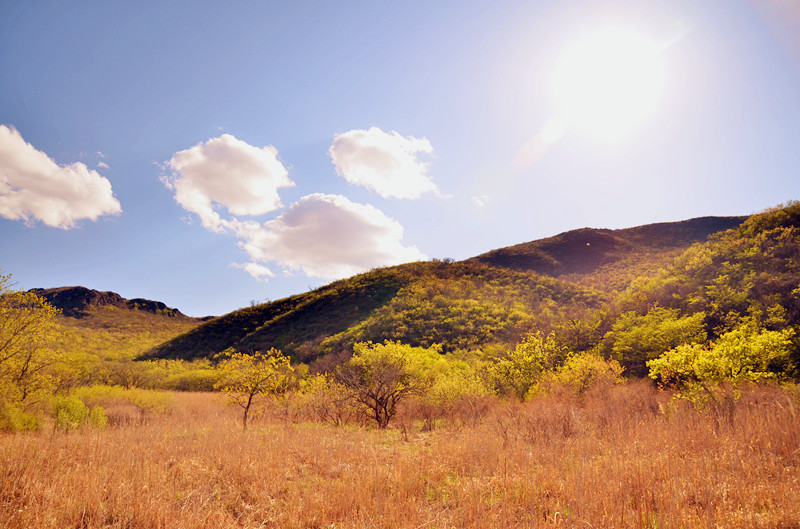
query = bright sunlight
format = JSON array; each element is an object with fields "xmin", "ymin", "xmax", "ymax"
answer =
[{"xmin": 552, "ymin": 27, "xmax": 665, "ymax": 143}]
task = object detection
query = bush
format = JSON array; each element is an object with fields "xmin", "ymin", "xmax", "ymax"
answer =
[
  {"xmin": 162, "ymin": 369, "xmax": 220, "ymax": 391},
  {"xmin": 490, "ymin": 332, "xmax": 567, "ymax": 399},
  {"xmin": 546, "ymin": 353, "xmax": 625, "ymax": 397},
  {"xmin": 88, "ymin": 405, "xmax": 109, "ymax": 428},
  {"xmin": 0, "ymin": 403, "xmax": 39, "ymax": 432},
  {"xmin": 648, "ymin": 324, "xmax": 796, "ymax": 391},
  {"xmin": 53, "ymin": 396, "xmax": 89, "ymax": 431}
]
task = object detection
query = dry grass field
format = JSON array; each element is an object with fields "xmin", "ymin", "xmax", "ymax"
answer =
[{"xmin": 1, "ymin": 382, "xmax": 798, "ymax": 528}]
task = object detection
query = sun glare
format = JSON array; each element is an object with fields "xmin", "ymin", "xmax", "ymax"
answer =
[{"xmin": 553, "ymin": 27, "xmax": 665, "ymax": 143}]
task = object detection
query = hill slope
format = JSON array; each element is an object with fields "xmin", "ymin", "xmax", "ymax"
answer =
[
  {"xmin": 469, "ymin": 216, "xmax": 746, "ymax": 287},
  {"xmin": 143, "ymin": 215, "xmax": 749, "ymax": 365},
  {"xmin": 31, "ymin": 286, "xmax": 191, "ymax": 318},
  {"xmin": 31, "ymin": 286, "xmax": 203, "ymax": 363}
]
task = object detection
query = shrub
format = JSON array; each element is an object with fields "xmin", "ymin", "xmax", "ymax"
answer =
[
  {"xmin": 546, "ymin": 353, "xmax": 625, "ymax": 397},
  {"xmin": 88, "ymin": 405, "xmax": 108, "ymax": 429},
  {"xmin": 53, "ymin": 396, "xmax": 89, "ymax": 431},
  {"xmin": 336, "ymin": 341, "xmax": 445, "ymax": 428},
  {"xmin": 648, "ymin": 324, "xmax": 796, "ymax": 391},
  {"xmin": 490, "ymin": 332, "xmax": 567, "ymax": 399},
  {"xmin": 0, "ymin": 403, "xmax": 39, "ymax": 432}
]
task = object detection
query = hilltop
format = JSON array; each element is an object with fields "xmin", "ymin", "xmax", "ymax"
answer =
[
  {"xmin": 29, "ymin": 286, "xmax": 203, "ymax": 368},
  {"xmin": 30, "ymin": 286, "xmax": 193, "ymax": 319},
  {"xmin": 142, "ymin": 213, "xmax": 754, "ymax": 367}
]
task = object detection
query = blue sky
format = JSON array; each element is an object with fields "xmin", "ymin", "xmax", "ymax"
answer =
[{"xmin": 2, "ymin": 1, "xmax": 799, "ymax": 317}]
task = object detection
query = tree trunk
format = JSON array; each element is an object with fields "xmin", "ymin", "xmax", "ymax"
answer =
[{"xmin": 243, "ymin": 393, "xmax": 254, "ymax": 431}]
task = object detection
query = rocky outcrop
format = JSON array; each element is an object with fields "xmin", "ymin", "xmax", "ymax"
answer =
[{"xmin": 29, "ymin": 286, "xmax": 186, "ymax": 318}]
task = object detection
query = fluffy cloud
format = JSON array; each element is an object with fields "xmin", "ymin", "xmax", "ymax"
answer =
[
  {"xmin": 329, "ymin": 127, "xmax": 437, "ymax": 199},
  {"xmin": 0, "ymin": 125, "xmax": 121, "ymax": 229},
  {"xmin": 163, "ymin": 134, "xmax": 294, "ymax": 232},
  {"xmin": 235, "ymin": 193, "xmax": 427, "ymax": 279}
]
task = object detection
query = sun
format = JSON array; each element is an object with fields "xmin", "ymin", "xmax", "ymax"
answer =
[{"xmin": 552, "ymin": 27, "xmax": 665, "ymax": 143}]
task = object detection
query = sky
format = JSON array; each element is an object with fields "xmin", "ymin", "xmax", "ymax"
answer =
[{"xmin": 1, "ymin": 0, "xmax": 800, "ymax": 317}]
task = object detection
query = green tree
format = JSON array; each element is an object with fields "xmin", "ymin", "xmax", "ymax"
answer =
[
  {"xmin": 546, "ymin": 353, "xmax": 625, "ymax": 397},
  {"xmin": 336, "ymin": 341, "xmax": 444, "ymax": 428},
  {"xmin": 647, "ymin": 323, "xmax": 796, "ymax": 391},
  {"xmin": 603, "ymin": 307, "xmax": 707, "ymax": 376},
  {"xmin": 0, "ymin": 273, "xmax": 62, "ymax": 407},
  {"xmin": 214, "ymin": 348, "xmax": 294, "ymax": 430},
  {"xmin": 490, "ymin": 332, "xmax": 567, "ymax": 399}
]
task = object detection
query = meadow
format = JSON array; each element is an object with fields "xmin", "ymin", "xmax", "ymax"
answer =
[{"xmin": 1, "ymin": 382, "xmax": 798, "ymax": 529}]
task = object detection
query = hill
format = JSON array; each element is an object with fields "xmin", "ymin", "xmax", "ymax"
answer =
[
  {"xmin": 31, "ymin": 286, "xmax": 192, "ymax": 319},
  {"xmin": 143, "ymin": 214, "xmax": 753, "ymax": 367},
  {"xmin": 30, "ymin": 287, "xmax": 203, "ymax": 370},
  {"xmin": 469, "ymin": 216, "xmax": 746, "ymax": 290}
]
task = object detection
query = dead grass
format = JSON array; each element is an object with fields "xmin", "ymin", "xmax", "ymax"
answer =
[{"xmin": 1, "ymin": 382, "xmax": 798, "ymax": 528}]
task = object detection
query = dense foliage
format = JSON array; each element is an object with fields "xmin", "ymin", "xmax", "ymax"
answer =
[{"xmin": 3, "ymin": 203, "xmax": 800, "ymax": 431}]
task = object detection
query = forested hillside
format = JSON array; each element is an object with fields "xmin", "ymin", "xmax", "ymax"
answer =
[
  {"xmin": 141, "ymin": 208, "xmax": 797, "ymax": 376},
  {"xmin": 30, "ymin": 287, "xmax": 203, "ymax": 387}
]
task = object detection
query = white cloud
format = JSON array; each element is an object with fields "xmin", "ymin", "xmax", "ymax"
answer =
[
  {"xmin": 97, "ymin": 161, "xmax": 110, "ymax": 169},
  {"xmin": 0, "ymin": 125, "xmax": 122, "ymax": 229},
  {"xmin": 235, "ymin": 193, "xmax": 427, "ymax": 279},
  {"xmin": 471, "ymin": 195, "xmax": 489, "ymax": 208},
  {"xmin": 163, "ymin": 134, "xmax": 294, "ymax": 232},
  {"xmin": 329, "ymin": 127, "xmax": 437, "ymax": 199},
  {"xmin": 230, "ymin": 262, "xmax": 275, "ymax": 283}
]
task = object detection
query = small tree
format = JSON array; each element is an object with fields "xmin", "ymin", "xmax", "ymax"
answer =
[
  {"xmin": 603, "ymin": 307, "xmax": 707, "ymax": 376},
  {"xmin": 0, "ymin": 273, "xmax": 62, "ymax": 407},
  {"xmin": 490, "ymin": 332, "xmax": 567, "ymax": 399},
  {"xmin": 336, "ymin": 341, "xmax": 443, "ymax": 429},
  {"xmin": 214, "ymin": 348, "xmax": 294, "ymax": 430},
  {"xmin": 546, "ymin": 353, "xmax": 625, "ymax": 397}
]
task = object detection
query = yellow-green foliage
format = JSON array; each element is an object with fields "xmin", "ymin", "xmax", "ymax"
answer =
[
  {"xmin": 622, "ymin": 201, "xmax": 800, "ymax": 336},
  {"xmin": 601, "ymin": 307, "xmax": 707, "ymax": 375},
  {"xmin": 648, "ymin": 323, "xmax": 796, "ymax": 391},
  {"xmin": 214, "ymin": 348, "xmax": 294, "ymax": 429},
  {"xmin": 73, "ymin": 385, "xmax": 172, "ymax": 424},
  {"xmin": 56, "ymin": 305, "xmax": 200, "ymax": 361},
  {"xmin": 51, "ymin": 305, "xmax": 201, "ymax": 389},
  {"xmin": 53, "ymin": 395, "xmax": 90, "ymax": 431},
  {"xmin": 0, "ymin": 402, "xmax": 39, "ymax": 432},
  {"xmin": 426, "ymin": 358, "xmax": 490, "ymax": 408},
  {"xmin": 546, "ymin": 353, "xmax": 625, "ymax": 397},
  {"xmin": 318, "ymin": 264, "xmax": 607, "ymax": 356},
  {"xmin": 298, "ymin": 373, "xmax": 362, "ymax": 426},
  {"xmin": 489, "ymin": 332, "xmax": 567, "ymax": 399},
  {"xmin": 0, "ymin": 274, "xmax": 62, "ymax": 407},
  {"xmin": 337, "ymin": 341, "xmax": 447, "ymax": 428}
]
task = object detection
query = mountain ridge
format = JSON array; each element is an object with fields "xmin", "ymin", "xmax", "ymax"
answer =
[
  {"xmin": 468, "ymin": 216, "xmax": 747, "ymax": 277},
  {"xmin": 141, "ymin": 214, "xmax": 750, "ymax": 364},
  {"xmin": 29, "ymin": 286, "xmax": 196, "ymax": 319}
]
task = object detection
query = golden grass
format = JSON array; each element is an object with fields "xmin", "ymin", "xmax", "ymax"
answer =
[{"xmin": 1, "ymin": 382, "xmax": 799, "ymax": 528}]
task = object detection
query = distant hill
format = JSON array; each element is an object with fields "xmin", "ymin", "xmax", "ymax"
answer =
[
  {"xmin": 469, "ymin": 216, "xmax": 746, "ymax": 278},
  {"xmin": 29, "ymin": 286, "xmax": 203, "ymax": 364},
  {"xmin": 142, "ymin": 214, "xmax": 751, "ymax": 366},
  {"xmin": 30, "ymin": 286, "xmax": 191, "ymax": 319}
]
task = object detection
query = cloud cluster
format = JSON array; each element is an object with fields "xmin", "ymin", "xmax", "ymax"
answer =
[
  {"xmin": 0, "ymin": 125, "xmax": 121, "ymax": 229},
  {"xmin": 235, "ymin": 194, "xmax": 426, "ymax": 279},
  {"xmin": 164, "ymin": 132, "xmax": 430, "ymax": 282},
  {"xmin": 163, "ymin": 134, "xmax": 294, "ymax": 232},
  {"xmin": 329, "ymin": 127, "xmax": 437, "ymax": 199}
]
